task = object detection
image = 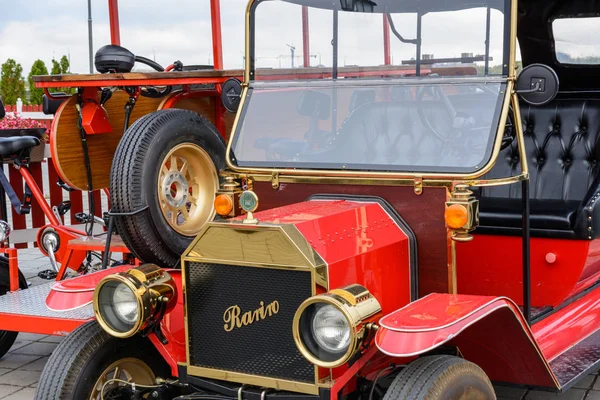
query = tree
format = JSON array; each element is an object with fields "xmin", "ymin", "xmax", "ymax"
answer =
[
  {"xmin": 59, "ymin": 55, "xmax": 70, "ymax": 74},
  {"xmin": 27, "ymin": 60, "xmax": 49, "ymax": 105},
  {"xmin": 0, "ymin": 59, "xmax": 25, "ymax": 105},
  {"xmin": 51, "ymin": 59, "xmax": 61, "ymax": 75}
]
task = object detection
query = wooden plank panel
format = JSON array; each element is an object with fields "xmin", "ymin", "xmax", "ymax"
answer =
[
  {"xmin": 8, "ymin": 168, "xmax": 26, "ymax": 249},
  {"xmin": 69, "ymin": 190, "xmax": 83, "ymax": 222},
  {"xmin": 48, "ymin": 158, "xmax": 64, "ymax": 224},
  {"xmin": 92, "ymin": 191, "xmax": 102, "ymax": 217},
  {"xmin": 51, "ymin": 92, "xmax": 163, "ymax": 191},
  {"xmin": 29, "ymin": 162, "xmax": 47, "ymax": 230}
]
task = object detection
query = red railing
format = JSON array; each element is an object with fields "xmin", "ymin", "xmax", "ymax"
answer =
[{"xmin": 1, "ymin": 106, "xmax": 109, "ymax": 247}]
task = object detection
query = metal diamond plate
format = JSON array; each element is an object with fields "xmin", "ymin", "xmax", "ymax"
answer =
[
  {"xmin": 550, "ymin": 328, "xmax": 600, "ymax": 388},
  {"xmin": 0, "ymin": 282, "xmax": 94, "ymax": 319}
]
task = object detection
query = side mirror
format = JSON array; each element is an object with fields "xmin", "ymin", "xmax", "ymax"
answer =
[
  {"xmin": 221, "ymin": 78, "xmax": 242, "ymax": 113},
  {"xmin": 0, "ymin": 98, "xmax": 5, "ymax": 120},
  {"xmin": 516, "ymin": 64, "xmax": 559, "ymax": 106}
]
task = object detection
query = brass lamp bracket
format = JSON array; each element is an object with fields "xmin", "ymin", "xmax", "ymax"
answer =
[{"xmin": 446, "ymin": 184, "xmax": 479, "ymax": 242}]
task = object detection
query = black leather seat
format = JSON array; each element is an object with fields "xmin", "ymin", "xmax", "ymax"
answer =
[
  {"xmin": 479, "ymin": 98, "xmax": 600, "ymax": 239},
  {"xmin": 0, "ymin": 136, "xmax": 41, "ymax": 157}
]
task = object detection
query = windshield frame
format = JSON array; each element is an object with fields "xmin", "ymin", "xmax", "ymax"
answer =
[{"xmin": 226, "ymin": 0, "xmax": 519, "ymax": 183}]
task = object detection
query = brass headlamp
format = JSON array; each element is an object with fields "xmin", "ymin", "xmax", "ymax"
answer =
[
  {"xmin": 93, "ymin": 264, "xmax": 177, "ymax": 338},
  {"xmin": 293, "ymin": 284, "xmax": 381, "ymax": 368}
]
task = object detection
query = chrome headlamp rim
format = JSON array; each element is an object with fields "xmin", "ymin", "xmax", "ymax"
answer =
[
  {"xmin": 93, "ymin": 273, "xmax": 146, "ymax": 338},
  {"xmin": 293, "ymin": 295, "xmax": 359, "ymax": 368}
]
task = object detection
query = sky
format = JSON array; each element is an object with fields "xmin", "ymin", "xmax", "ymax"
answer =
[{"xmin": 0, "ymin": 0, "xmax": 516, "ymax": 76}]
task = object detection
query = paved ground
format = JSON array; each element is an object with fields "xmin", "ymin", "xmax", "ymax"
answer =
[{"xmin": 2, "ymin": 249, "xmax": 600, "ymax": 399}]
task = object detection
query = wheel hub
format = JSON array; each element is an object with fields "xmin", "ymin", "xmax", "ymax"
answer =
[
  {"xmin": 157, "ymin": 143, "xmax": 219, "ymax": 236},
  {"xmin": 161, "ymin": 171, "xmax": 190, "ymax": 208}
]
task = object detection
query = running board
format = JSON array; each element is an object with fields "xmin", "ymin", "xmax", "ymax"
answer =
[
  {"xmin": 550, "ymin": 328, "xmax": 600, "ymax": 390},
  {"xmin": 0, "ymin": 281, "xmax": 93, "ymax": 336}
]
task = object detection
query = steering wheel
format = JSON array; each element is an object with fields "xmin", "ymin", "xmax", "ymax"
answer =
[
  {"xmin": 416, "ymin": 85, "xmax": 479, "ymax": 142},
  {"xmin": 133, "ymin": 56, "xmax": 173, "ymax": 99}
]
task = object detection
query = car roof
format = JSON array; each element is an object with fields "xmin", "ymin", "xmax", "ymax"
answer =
[{"xmin": 519, "ymin": 0, "xmax": 600, "ymax": 91}]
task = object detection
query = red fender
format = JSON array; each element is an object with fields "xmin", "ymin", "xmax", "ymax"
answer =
[
  {"xmin": 50, "ymin": 266, "xmax": 186, "ymax": 376},
  {"xmin": 375, "ymin": 294, "xmax": 559, "ymax": 388}
]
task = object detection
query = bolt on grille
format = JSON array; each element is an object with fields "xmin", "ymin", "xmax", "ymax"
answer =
[{"xmin": 186, "ymin": 262, "xmax": 315, "ymax": 383}]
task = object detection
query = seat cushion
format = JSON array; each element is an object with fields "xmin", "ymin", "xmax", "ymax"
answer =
[
  {"xmin": 0, "ymin": 136, "xmax": 40, "ymax": 156},
  {"xmin": 479, "ymin": 198, "xmax": 580, "ymax": 232}
]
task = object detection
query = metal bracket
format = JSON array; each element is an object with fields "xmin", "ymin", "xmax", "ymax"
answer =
[
  {"xmin": 271, "ymin": 172, "xmax": 280, "ymax": 190},
  {"xmin": 413, "ymin": 177, "xmax": 423, "ymax": 195}
]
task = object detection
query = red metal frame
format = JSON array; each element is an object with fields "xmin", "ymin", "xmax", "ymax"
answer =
[
  {"xmin": 302, "ymin": 6, "xmax": 310, "ymax": 67},
  {"xmin": 210, "ymin": 0, "xmax": 224, "ymax": 70},
  {"xmin": 383, "ymin": 15, "xmax": 391, "ymax": 65},
  {"xmin": 108, "ymin": 0, "xmax": 121, "ymax": 45}
]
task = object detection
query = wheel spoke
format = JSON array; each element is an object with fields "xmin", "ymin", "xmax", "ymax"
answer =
[
  {"xmin": 161, "ymin": 165, "xmax": 169, "ymax": 176},
  {"xmin": 180, "ymin": 207, "xmax": 190, "ymax": 221},
  {"xmin": 171, "ymin": 211, "xmax": 178, "ymax": 225},
  {"xmin": 180, "ymin": 160, "xmax": 188, "ymax": 176},
  {"xmin": 112, "ymin": 367, "xmax": 119, "ymax": 380},
  {"xmin": 170, "ymin": 155, "xmax": 178, "ymax": 171}
]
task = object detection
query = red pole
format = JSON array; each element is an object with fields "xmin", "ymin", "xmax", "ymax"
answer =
[
  {"xmin": 210, "ymin": 0, "xmax": 224, "ymax": 70},
  {"xmin": 383, "ymin": 15, "xmax": 391, "ymax": 65},
  {"xmin": 7, "ymin": 248, "xmax": 18, "ymax": 292},
  {"xmin": 108, "ymin": 0, "xmax": 121, "ymax": 45},
  {"xmin": 302, "ymin": 6, "xmax": 310, "ymax": 67}
]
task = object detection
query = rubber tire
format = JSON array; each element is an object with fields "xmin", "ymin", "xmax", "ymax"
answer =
[
  {"xmin": 383, "ymin": 355, "xmax": 496, "ymax": 400},
  {"xmin": 110, "ymin": 109, "xmax": 226, "ymax": 267},
  {"xmin": 0, "ymin": 256, "xmax": 27, "ymax": 359},
  {"xmin": 35, "ymin": 321, "xmax": 169, "ymax": 400}
]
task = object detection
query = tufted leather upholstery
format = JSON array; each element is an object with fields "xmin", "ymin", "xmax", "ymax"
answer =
[{"xmin": 479, "ymin": 99, "xmax": 600, "ymax": 239}]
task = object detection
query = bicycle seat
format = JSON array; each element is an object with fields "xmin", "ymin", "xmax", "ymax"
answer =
[{"xmin": 0, "ymin": 136, "xmax": 41, "ymax": 156}]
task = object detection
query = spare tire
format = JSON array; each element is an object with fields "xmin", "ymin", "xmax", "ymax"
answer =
[{"xmin": 110, "ymin": 109, "xmax": 225, "ymax": 267}]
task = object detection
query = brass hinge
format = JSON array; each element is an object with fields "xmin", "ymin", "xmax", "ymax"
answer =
[
  {"xmin": 414, "ymin": 176, "xmax": 423, "ymax": 195},
  {"xmin": 271, "ymin": 172, "xmax": 280, "ymax": 190}
]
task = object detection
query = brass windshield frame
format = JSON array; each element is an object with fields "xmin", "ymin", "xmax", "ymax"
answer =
[{"xmin": 226, "ymin": 0, "xmax": 526, "ymax": 189}]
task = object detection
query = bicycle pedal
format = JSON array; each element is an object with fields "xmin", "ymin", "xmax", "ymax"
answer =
[
  {"xmin": 38, "ymin": 269, "xmax": 58, "ymax": 280},
  {"xmin": 74, "ymin": 212, "xmax": 92, "ymax": 224},
  {"xmin": 57, "ymin": 201, "xmax": 72, "ymax": 216}
]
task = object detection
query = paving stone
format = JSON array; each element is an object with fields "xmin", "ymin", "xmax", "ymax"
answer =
[
  {"xmin": 0, "ymin": 368, "xmax": 12, "ymax": 377},
  {"xmin": 494, "ymin": 385, "xmax": 528, "ymax": 399},
  {"xmin": 11, "ymin": 342, "xmax": 57, "ymax": 357},
  {"xmin": 525, "ymin": 389, "xmax": 586, "ymax": 399},
  {"xmin": 0, "ymin": 354, "xmax": 40, "ymax": 370},
  {"xmin": 0, "ymin": 385, "xmax": 22, "ymax": 398},
  {"xmin": 15, "ymin": 333, "xmax": 45, "ymax": 342},
  {"xmin": 585, "ymin": 392, "xmax": 600, "ymax": 400},
  {"xmin": 0, "ymin": 369, "xmax": 41, "ymax": 387},
  {"xmin": 37, "ymin": 336, "xmax": 62, "ymax": 344},
  {"xmin": 593, "ymin": 377, "xmax": 600, "ymax": 391},
  {"xmin": 573, "ymin": 374, "xmax": 596, "ymax": 389},
  {"xmin": 2, "ymin": 386, "xmax": 37, "ymax": 399},
  {"xmin": 7, "ymin": 340, "xmax": 32, "ymax": 353},
  {"xmin": 21, "ymin": 357, "xmax": 48, "ymax": 372}
]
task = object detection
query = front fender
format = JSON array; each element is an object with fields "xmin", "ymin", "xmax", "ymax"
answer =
[{"xmin": 375, "ymin": 294, "xmax": 559, "ymax": 388}]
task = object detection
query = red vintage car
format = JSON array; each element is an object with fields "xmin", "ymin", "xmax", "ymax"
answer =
[{"xmin": 29, "ymin": 0, "xmax": 600, "ymax": 399}]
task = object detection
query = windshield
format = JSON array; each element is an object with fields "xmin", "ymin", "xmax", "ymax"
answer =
[
  {"xmin": 231, "ymin": 78, "xmax": 506, "ymax": 173},
  {"xmin": 251, "ymin": 0, "xmax": 509, "ymax": 78},
  {"xmin": 231, "ymin": 0, "xmax": 511, "ymax": 175}
]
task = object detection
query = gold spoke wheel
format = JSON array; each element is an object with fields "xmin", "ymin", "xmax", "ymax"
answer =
[
  {"xmin": 90, "ymin": 357, "xmax": 156, "ymax": 400},
  {"xmin": 157, "ymin": 143, "xmax": 219, "ymax": 236}
]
